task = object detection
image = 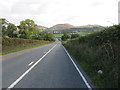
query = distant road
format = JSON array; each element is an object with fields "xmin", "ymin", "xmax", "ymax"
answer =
[{"xmin": 2, "ymin": 40, "xmax": 91, "ymax": 89}]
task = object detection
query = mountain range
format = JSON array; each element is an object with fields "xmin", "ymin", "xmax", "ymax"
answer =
[{"xmin": 37, "ymin": 24, "xmax": 105, "ymax": 33}]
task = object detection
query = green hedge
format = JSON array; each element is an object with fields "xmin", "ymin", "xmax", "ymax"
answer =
[
  {"xmin": 63, "ymin": 25, "xmax": 119, "ymax": 88},
  {"xmin": 2, "ymin": 38, "xmax": 52, "ymax": 54}
]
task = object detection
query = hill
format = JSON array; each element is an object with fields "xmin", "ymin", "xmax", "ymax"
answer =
[
  {"xmin": 37, "ymin": 25, "xmax": 48, "ymax": 30},
  {"xmin": 68, "ymin": 25, "xmax": 104, "ymax": 32},
  {"xmin": 48, "ymin": 24, "xmax": 75, "ymax": 30},
  {"xmin": 76, "ymin": 24, "xmax": 104, "ymax": 28},
  {"xmin": 44, "ymin": 24, "xmax": 104, "ymax": 34}
]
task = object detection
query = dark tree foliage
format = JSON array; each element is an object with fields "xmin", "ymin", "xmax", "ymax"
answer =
[
  {"xmin": 7, "ymin": 23, "xmax": 17, "ymax": 37},
  {"xmin": 71, "ymin": 33, "xmax": 79, "ymax": 39},
  {"xmin": 61, "ymin": 33, "xmax": 70, "ymax": 41},
  {"xmin": 0, "ymin": 18, "xmax": 9, "ymax": 37},
  {"xmin": 44, "ymin": 33, "xmax": 55, "ymax": 41}
]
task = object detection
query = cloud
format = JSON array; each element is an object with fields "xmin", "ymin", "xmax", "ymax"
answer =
[
  {"xmin": 10, "ymin": 0, "xmax": 49, "ymax": 15},
  {"xmin": 89, "ymin": 1, "xmax": 103, "ymax": 7},
  {"xmin": 118, "ymin": 1, "xmax": 120, "ymax": 24},
  {"xmin": 0, "ymin": 0, "xmax": 119, "ymax": 27}
]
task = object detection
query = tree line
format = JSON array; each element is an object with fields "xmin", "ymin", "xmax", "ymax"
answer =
[
  {"xmin": 0, "ymin": 18, "xmax": 55, "ymax": 41},
  {"xmin": 61, "ymin": 33, "xmax": 79, "ymax": 41}
]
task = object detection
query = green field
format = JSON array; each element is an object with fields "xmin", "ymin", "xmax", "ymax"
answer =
[
  {"xmin": 54, "ymin": 34, "xmax": 63, "ymax": 38},
  {"xmin": 53, "ymin": 31, "xmax": 98, "ymax": 38},
  {"xmin": 77, "ymin": 32, "xmax": 88, "ymax": 36},
  {"xmin": 54, "ymin": 32, "xmax": 88, "ymax": 38},
  {"xmin": 77, "ymin": 32, "xmax": 96, "ymax": 36}
]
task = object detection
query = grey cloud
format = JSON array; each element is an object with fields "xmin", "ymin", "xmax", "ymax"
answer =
[
  {"xmin": 64, "ymin": 16, "xmax": 78, "ymax": 22},
  {"xmin": 89, "ymin": 1, "xmax": 103, "ymax": 7},
  {"xmin": 11, "ymin": 3, "xmax": 31, "ymax": 14},
  {"xmin": 10, "ymin": 0, "xmax": 49, "ymax": 15}
]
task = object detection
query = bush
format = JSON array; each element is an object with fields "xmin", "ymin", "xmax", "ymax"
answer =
[
  {"xmin": 2, "ymin": 38, "xmax": 52, "ymax": 54},
  {"xmin": 71, "ymin": 33, "xmax": 79, "ymax": 39},
  {"xmin": 44, "ymin": 33, "xmax": 55, "ymax": 41},
  {"xmin": 63, "ymin": 25, "xmax": 119, "ymax": 88},
  {"xmin": 61, "ymin": 33, "xmax": 70, "ymax": 41}
]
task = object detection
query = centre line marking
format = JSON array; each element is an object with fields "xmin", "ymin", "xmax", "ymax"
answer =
[
  {"xmin": 28, "ymin": 61, "xmax": 34, "ymax": 66},
  {"xmin": 6, "ymin": 44, "xmax": 57, "ymax": 90}
]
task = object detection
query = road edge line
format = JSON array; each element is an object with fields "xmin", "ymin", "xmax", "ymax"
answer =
[
  {"xmin": 62, "ymin": 45, "xmax": 92, "ymax": 90},
  {"xmin": 6, "ymin": 44, "xmax": 57, "ymax": 89}
]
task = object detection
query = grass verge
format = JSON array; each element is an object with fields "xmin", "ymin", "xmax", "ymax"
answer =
[
  {"xmin": 62, "ymin": 25, "xmax": 119, "ymax": 88},
  {"xmin": 1, "ymin": 38, "xmax": 53, "ymax": 55}
]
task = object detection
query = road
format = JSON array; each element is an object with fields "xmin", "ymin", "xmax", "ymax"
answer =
[{"xmin": 2, "ymin": 40, "xmax": 91, "ymax": 89}]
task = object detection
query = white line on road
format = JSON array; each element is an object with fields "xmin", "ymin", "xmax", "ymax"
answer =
[
  {"xmin": 63, "ymin": 46, "xmax": 92, "ymax": 90},
  {"xmin": 28, "ymin": 61, "xmax": 34, "ymax": 66},
  {"xmin": 6, "ymin": 44, "xmax": 57, "ymax": 90}
]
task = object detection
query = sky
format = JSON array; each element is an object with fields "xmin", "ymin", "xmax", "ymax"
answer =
[{"xmin": 0, "ymin": 0, "xmax": 119, "ymax": 27}]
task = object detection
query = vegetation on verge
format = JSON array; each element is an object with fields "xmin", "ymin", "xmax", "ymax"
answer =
[
  {"xmin": 62, "ymin": 25, "xmax": 119, "ymax": 88},
  {"xmin": 2, "ymin": 38, "xmax": 53, "ymax": 55}
]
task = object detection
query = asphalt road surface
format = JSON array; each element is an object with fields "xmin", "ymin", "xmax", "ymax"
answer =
[{"xmin": 2, "ymin": 40, "xmax": 92, "ymax": 89}]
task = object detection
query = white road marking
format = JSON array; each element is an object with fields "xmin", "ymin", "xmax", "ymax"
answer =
[
  {"xmin": 28, "ymin": 61, "xmax": 34, "ymax": 66},
  {"xmin": 63, "ymin": 46, "xmax": 92, "ymax": 90},
  {"xmin": 6, "ymin": 44, "xmax": 57, "ymax": 89}
]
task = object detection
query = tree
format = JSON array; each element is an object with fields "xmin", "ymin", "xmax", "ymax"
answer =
[
  {"xmin": 19, "ymin": 19, "xmax": 37, "ymax": 39},
  {"xmin": 7, "ymin": 23, "xmax": 17, "ymax": 37},
  {"xmin": 44, "ymin": 33, "xmax": 55, "ymax": 41},
  {"xmin": 61, "ymin": 33, "xmax": 70, "ymax": 41},
  {"xmin": 0, "ymin": 18, "xmax": 9, "ymax": 37},
  {"xmin": 71, "ymin": 33, "xmax": 79, "ymax": 39}
]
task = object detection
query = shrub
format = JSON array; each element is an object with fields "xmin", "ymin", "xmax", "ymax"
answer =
[
  {"xmin": 71, "ymin": 33, "xmax": 79, "ymax": 39},
  {"xmin": 61, "ymin": 33, "xmax": 70, "ymax": 41},
  {"xmin": 63, "ymin": 25, "xmax": 119, "ymax": 88}
]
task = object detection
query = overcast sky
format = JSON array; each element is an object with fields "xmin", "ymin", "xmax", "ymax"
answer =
[{"xmin": 0, "ymin": 0, "xmax": 119, "ymax": 27}]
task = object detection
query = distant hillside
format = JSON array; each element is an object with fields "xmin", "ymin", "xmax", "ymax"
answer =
[
  {"xmin": 69, "ymin": 25, "xmax": 104, "ymax": 32},
  {"xmin": 48, "ymin": 24, "xmax": 75, "ymax": 30},
  {"xmin": 76, "ymin": 25, "xmax": 104, "ymax": 28},
  {"xmin": 44, "ymin": 24, "xmax": 105, "ymax": 33},
  {"xmin": 37, "ymin": 25, "xmax": 48, "ymax": 30}
]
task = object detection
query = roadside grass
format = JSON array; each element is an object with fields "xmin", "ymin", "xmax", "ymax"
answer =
[
  {"xmin": 62, "ymin": 25, "xmax": 119, "ymax": 88},
  {"xmin": 2, "ymin": 38, "xmax": 53, "ymax": 55},
  {"xmin": 64, "ymin": 44, "xmax": 106, "ymax": 88}
]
